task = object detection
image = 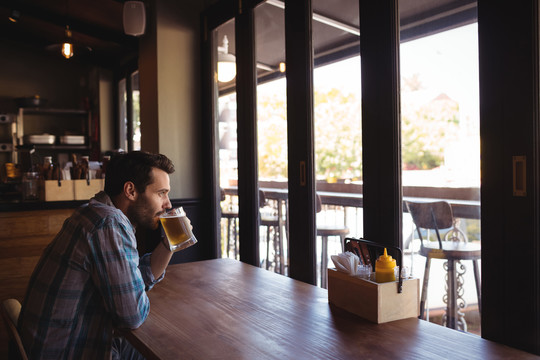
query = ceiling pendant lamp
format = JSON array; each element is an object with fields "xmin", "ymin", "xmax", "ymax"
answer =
[
  {"xmin": 8, "ymin": 9, "xmax": 21, "ymax": 23},
  {"xmin": 61, "ymin": 25, "xmax": 74, "ymax": 59},
  {"xmin": 217, "ymin": 35, "xmax": 236, "ymax": 83}
]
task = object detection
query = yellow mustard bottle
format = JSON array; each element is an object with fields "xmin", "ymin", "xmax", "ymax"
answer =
[{"xmin": 375, "ymin": 248, "xmax": 396, "ymax": 283}]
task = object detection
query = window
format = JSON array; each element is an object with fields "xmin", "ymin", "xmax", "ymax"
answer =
[
  {"xmin": 117, "ymin": 70, "xmax": 140, "ymax": 151},
  {"xmin": 400, "ymin": 22, "xmax": 481, "ymax": 334}
]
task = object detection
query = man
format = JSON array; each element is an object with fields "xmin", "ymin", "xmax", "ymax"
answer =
[{"xmin": 18, "ymin": 151, "xmax": 181, "ymax": 359}]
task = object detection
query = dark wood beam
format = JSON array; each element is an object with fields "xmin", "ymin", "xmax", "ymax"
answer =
[
  {"xmin": 360, "ymin": 0, "xmax": 402, "ymax": 251},
  {"xmin": 236, "ymin": 4, "xmax": 261, "ymax": 267},
  {"xmin": 285, "ymin": 0, "xmax": 317, "ymax": 285}
]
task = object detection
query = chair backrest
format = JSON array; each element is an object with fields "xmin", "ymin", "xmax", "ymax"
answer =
[
  {"xmin": 220, "ymin": 187, "xmax": 226, "ymax": 202},
  {"xmin": 259, "ymin": 189, "xmax": 266, "ymax": 208},
  {"xmin": 1, "ymin": 299, "xmax": 28, "ymax": 360},
  {"xmin": 406, "ymin": 201, "xmax": 453, "ymax": 230},
  {"xmin": 316, "ymin": 193, "xmax": 322, "ymax": 213},
  {"xmin": 405, "ymin": 201, "xmax": 454, "ymax": 248}
]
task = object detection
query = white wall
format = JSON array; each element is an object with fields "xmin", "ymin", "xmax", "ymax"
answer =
[
  {"xmin": 99, "ymin": 70, "xmax": 115, "ymax": 153},
  {"xmin": 140, "ymin": 0, "xmax": 202, "ymax": 199}
]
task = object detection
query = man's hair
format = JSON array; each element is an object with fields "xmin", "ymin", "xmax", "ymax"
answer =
[{"xmin": 104, "ymin": 151, "xmax": 175, "ymax": 197}]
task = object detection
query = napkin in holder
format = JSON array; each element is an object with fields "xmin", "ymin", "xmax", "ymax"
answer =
[{"xmin": 331, "ymin": 251, "xmax": 359, "ymax": 275}]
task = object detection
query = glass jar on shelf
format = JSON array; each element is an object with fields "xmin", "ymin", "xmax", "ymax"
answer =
[{"xmin": 22, "ymin": 171, "xmax": 41, "ymax": 201}]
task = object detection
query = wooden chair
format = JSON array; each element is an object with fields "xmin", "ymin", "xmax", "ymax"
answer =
[
  {"xmin": 317, "ymin": 193, "xmax": 349, "ymax": 288},
  {"xmin": 405, "ymin": 200, "xmax": 481, "ymax": 331},
  {"xmin": 1, "ymin": 299, "xmax": 28, "ymax": 360}
]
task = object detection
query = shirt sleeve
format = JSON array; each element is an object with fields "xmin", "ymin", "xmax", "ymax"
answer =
[
  {"xmin": 139, "ymin": 253, "xmax": 165, "ymax": 291},
  {"xmin": 88, "ymin": 217, "xmax": 150, "ymax": 329}
]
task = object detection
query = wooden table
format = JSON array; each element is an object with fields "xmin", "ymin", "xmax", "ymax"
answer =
[{"xmin": 122, "ymin": 258, "xmax": 537, "ymax": 359}]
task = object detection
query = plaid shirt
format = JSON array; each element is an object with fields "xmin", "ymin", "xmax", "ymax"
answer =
[{"xmin": 18, "ymin": 191, "xmax": 163, "ymax": 359}]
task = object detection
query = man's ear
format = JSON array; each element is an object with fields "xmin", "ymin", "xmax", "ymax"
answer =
[{"xmin": 124, "ymin": 181, "xmax": 138, "ymax": 200}]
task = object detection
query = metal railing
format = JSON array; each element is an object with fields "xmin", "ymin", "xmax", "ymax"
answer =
[{"xmin": 219, "ymin": 184, "xmax": 481, "ymax": 269}]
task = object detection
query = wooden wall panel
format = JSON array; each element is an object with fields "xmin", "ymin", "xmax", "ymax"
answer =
[{"xmin": 0, "ymin": 209, "xmax": 72, "ymax": 359}]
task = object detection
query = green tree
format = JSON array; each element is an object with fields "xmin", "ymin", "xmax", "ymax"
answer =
[
  {"xmin": 257, "ymin": 88, "xmax": 362, "ymax": 181},
  {"xmin": 257, "ymin": 93, "xmax": 288, "ymax": 179},
  {"xmin": 314, "ymin": 89, "xmax": 362, "ymax": 181},
  {"xmin": 402, "ymin": 95, "xmax": 460, "ymax": 170},
  {"xmin": 256, "ymin": 75, "xmax": 461, "ymax": 180}
]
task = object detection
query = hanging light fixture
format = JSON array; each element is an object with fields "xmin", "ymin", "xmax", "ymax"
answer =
[
  {"xmin": 8, "ymin": 9, "xmax": 21, "ymax": 23},
  {"xmin": 62, "ymin": 25, "xmax": 74, "ymax": 59},
  {"xmin": 217, "ymin": 35, "xmax": 236, "ymax": 83}
]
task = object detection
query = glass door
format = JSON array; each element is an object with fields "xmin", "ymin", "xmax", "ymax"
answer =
[
  {"xmin": 130, "ymin": 71, "xmax": 141, "ymax": 151},
  {"xmin": 214, "ymin": 19, "xmax": 239, "ymax": 260},
  {"xmin": 399, "ymin": 12, "xmax": 481, "ymax": 334},
  {"xmin": 255, "ymin": 1, "xmax": 289, "ymax": 275},
  {"xmin": 313, "ymin": 0, "xmax": 362, "ymax": 288},
  {"xmin": 117, "ymin": 70, "xmax": 141, "ymax": 152}
]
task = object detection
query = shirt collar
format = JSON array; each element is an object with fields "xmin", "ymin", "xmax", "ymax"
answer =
[{"xmin": 89, "ymin": 191, "xmax": 115, "ymax": 207}]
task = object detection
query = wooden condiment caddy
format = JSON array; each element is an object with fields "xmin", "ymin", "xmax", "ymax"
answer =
[
  {"xmin": 327, "ymin": 269, "xmax": 419, "ymax": 323},
  {"xmin": 328, "ymin": 237, "xmax": 420, "ymax": 323}
]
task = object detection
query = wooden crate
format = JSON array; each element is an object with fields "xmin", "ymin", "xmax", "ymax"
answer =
[
  {"xmin": 328, "ymin": 268, "xmax": 419, "ymax": 323},
  {"xmin": 44, "ymin": 180, "xmax": 74, "ymax": 202},
  {"xmin": 73, "ymin": 179, "xmax": 104, "ymax": 200}
]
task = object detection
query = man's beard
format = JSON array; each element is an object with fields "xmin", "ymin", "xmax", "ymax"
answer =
[{"xmin": 127, "ymin": 195, "xmax": 161, "ymax": 230}]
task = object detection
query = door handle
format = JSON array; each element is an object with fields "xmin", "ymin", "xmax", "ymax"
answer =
[{"xmin": 300, "ymin": 161, "xmax": 306, "ymax": 186}]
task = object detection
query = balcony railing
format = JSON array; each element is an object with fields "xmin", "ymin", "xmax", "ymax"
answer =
[{"xmin": 220, "ymin": 181, "xmax": 480, "ymax": 264}]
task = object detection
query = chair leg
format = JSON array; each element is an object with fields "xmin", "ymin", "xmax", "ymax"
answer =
[
  {"xmin": 272, "ymin": 226, "xmax": 279, "ymax": 273},
  {"xmin": 233, "ymin": 218, "xmax": 238, "ymax": 259},
  {"xmin": 265, "ymin": 226, "xmax": 271, "ymax": 270},
  {"xmin": 473, "ymin": 259, "xmax": 481, "ymax": 314},
  {"xmin": 226, "ymin": 218, "xmax": 231, "ymax": 258},
  {"xmin": 321, "ymin": 235, "xmax": 329, "ymax": 288},
  {"xmin": 446, "ymin": 259, "xmax": 457, "ymax": 329},
  {"xmin": 278, "ymin": 225, "xmax": 284, "ymax": 274},
  {"xmin": 419, "ymin": 256, "xmax": 431, "ymax": 320}
]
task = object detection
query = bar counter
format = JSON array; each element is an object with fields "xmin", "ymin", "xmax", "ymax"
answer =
[
  {"xmin": 123, "ymin": 258, "xmax": 538, "ymax": 360},
  {"xmin": 0, "ymin": 199, "xmax": 86, "ymax": 212},
  {"xmin": 0, "ymin": 206, "xmax": 77, "ymax": 299}
]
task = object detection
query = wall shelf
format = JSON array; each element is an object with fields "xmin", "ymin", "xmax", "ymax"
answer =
[
  {"xmin": 14, "ymin": 107, "xmax": 92, "ymax": 166},
  {"xmin": 16, "ymin": 108, "xmax": 91, "ymax": 149}
]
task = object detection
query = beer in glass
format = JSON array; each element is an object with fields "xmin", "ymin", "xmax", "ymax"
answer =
[{"xmin": 159, "ymin": 207, "xmax": 197, "ymax": 251}]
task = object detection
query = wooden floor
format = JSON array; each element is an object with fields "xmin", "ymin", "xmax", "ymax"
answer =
[{"xmin": 426, "ymin": 305, "xmax": 481, "ymax": 335}]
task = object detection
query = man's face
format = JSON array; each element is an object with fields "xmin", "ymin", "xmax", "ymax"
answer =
[{"xmin": 127, "ymin": 168, "xmax": 172, "ymax": 229}]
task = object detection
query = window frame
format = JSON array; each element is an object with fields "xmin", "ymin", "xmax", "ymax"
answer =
[{"xmin": 115, "ymin": 61, "xmax": 139, "ymax": 152}]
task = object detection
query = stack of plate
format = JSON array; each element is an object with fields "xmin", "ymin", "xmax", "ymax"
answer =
[
  {"xmin": 59, "ymin": 135, "xmax": 85, "ymax": 145},
  {"xmin": 24, "ymin": 134, "xmax": 55, "ymax": 145}
]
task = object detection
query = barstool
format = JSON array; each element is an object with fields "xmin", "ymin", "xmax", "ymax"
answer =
[
  {"xmin": 317, "ymin": 193, "xmax": 349, "ymax": 288},
  {"xmin": 405, "ymin": 200, "xmax": 481, "ymax": 331},
  {"xmin": 259, "ymin": 190, "xmax": 284, "ymax": 273},
  {"xmin": 221, "ymin": 212, "xmax": 239, "ymax": 258},
  {"xmin": 220, "ymin": 188, "xmax": 239, "ymax": 259}
]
